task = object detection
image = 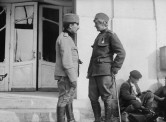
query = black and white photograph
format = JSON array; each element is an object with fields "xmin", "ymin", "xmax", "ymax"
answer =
[{"xmin": 0, "ymin": 0, "xmax": 166, "ymax": 122}]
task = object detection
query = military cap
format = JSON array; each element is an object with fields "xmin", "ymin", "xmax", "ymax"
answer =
[
  {"xmin": 130, "ymin": 70, "xmax": 142, "ymax": 79},
  {"xmin": 63, "ymin": 13, "xmax": 79, "ymax": 23},
  {"xmin": 94, "ymin": 13, "xmax": 109, "ymax": 22}
]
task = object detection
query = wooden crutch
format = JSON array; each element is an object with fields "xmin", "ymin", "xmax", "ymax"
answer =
[{"xmin": 112, "ymin": 74, "xmax": 122, "ymax": 122}]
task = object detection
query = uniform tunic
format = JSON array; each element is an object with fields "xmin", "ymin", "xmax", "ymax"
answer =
[
  {"xmin": 54, "ymin": 31, "xmax": 79, "ymax": 107},
  {"xmin": 87, "ymin": 29, "xmax": 125, "ymax": 77},
  {"xmin": 87, "ymin": 29, "xmax": 126, "ymax": 101}
]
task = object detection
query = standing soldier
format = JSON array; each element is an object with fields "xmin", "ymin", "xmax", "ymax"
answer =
[
  {"xmin": 87, "ymin": 13, "xmax": 126, "ymax": 122},
  {"xmin": 54, "ymin": 13, "xmax": 80, "ymax": 122}
]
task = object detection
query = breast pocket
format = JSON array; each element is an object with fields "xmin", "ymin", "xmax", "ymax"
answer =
[{"xmin": 98, "ymin": 38, "xmax": 109, "ymax": 47}]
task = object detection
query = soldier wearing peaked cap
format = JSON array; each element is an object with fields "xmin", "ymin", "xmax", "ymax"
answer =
[
  {"xmin": 87, "ymin": 12, "xmax": 126, "ymax": 122},
  {"xmin": 54, "ymin": 13, "xmax": 80, "ymax": 122}
]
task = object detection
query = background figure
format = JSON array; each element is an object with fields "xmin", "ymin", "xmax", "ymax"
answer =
[
  {"xmin": 119, "ymin": 70, "xmax": 155, "ymax": 113},
  {"xmin": 54, "ymin": 13, "xmax": 80, "ymax": 122},
  {"xmin": 154, "ymin": 77, "xmax": 166, "ymax": 121},
  {"xmin": 87, "ymin": 13, "xmax": 126, "ymax": 122}
]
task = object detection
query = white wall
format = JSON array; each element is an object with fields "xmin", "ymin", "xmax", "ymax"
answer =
[
  {"xmin": 155, "ymin": 0, "xmax": 166, "ymax": 86},
  {"xmin": 76, "ymin": 0, "xmax": 113, "ymax": 99},
  {"xmin": 113, "ymin": 0, "xmax": 156, "ymax": 91},
  {"xmin": 76, "ymin": 0, "xmax": 166, "ymax": 99}
]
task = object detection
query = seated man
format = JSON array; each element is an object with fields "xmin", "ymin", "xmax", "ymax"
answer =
[
  {"xmin": 154, "ymin": 77, "xmax": 166, "ymax": 120},
  {"xmin": 119, "ymin": 70, "xmax": 156, "ymax": 113}
]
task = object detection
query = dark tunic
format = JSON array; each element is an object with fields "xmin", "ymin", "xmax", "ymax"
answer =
[{"xmin": 87, "ymin": 29, "xmax": 126, "ymax": 77}]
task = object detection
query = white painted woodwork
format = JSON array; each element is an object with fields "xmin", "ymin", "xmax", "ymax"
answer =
[
  {"xmin": 0, "ymin": 4, "xmax": 10, "ymax": 91},
  {"xmin": 10, "ymin": 2, "xmax": 38, "ymax": 90},
  {"xmin": 38, "ymin": 5, "xmax": 62, "ymax": 90}
]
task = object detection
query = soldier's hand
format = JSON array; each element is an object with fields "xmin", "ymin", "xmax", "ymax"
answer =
[
  {"xmin": 111, "ymin": 68, "xmax": 118, "ymax": 75},
  {"xmin": 70, "ymin": 81, "xmax": 77, "ymax": 88}
]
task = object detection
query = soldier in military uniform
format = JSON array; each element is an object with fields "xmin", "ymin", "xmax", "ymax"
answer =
[
  {"xmin": 87, "ymin": 13, "xmax": 126, "ymax": 122},
  {"xmin": 54, "ymin": 13, "xmax": 80, "ymax": 122}
]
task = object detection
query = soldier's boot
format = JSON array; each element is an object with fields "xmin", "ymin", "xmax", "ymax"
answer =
[
  {"xmin": 66, "ymin": 103, "xmax": 76, "ymax": 122},
  {"xmin": 57, "ymin": 106, "xmax": 66, "ymax": 122},
  {"xmin": 104, "ymin": 100, "xmax": 112, "ymax": 122},
  {"xmin": 104, "ymin": 99, "xmax": 120, "ymax": 122},
  {"xmin": 91, "ymin": 101, "xmax": 102, "ymax": 122}
]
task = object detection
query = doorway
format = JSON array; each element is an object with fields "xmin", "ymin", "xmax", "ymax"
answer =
[
  {"xmin": 38, "ymin": 5, "xmax": 62, "ymax": 91},
  {"xmin": 10, "ymin": 2, "xmax": 38, "ymax": 91},
  {"xmin": 0, "ymin": 1, "xmax": 74, "ymax": 91},
  {"xmin": 0, "ymin": 4, "xmax": 10, "ymax": 91}
]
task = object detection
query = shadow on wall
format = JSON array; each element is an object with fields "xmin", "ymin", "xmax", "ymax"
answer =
[
  {"xmin": 149, "ymin": 82, "xmax": 163, "ymax": 93},
  {"xmin": 115, "ymin": 79, "xmax": 126, "ymax": 93},
  {"xmin": 148, "ymin": 50, "xmax": 157, "ymax": 80},
  {"xmin": 115, "ymin": 78, "xmax": 163, "ymax": 94}
]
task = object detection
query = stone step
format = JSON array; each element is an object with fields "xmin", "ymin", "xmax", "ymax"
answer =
[
  {"xmin": 0, "ymin": 92, "xmax": 94, "ymax": 122},
  {"xmin": 0, "ymin": 109, "xmax": 81, "ymax": 122}
]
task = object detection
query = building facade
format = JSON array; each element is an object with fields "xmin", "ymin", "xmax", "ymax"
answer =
[{"xmin": 0, "ymin": 0, "xmax": 166, "ymax": 99}]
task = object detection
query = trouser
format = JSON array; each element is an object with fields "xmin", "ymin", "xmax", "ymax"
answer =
[
  {"xmin": 158, "ymin": 98, "xmax": 166, "ymax": 118},
  {"xmin": 57, "ymin": 76, "xmax": 76, "ymax": 122},
  {"xmin": 125, "ymin": 91, "xmax": 154, "ymax": 113},
  {"xmin": 89, "ymin": 76, "xmax": 117, "ymax": 122}
]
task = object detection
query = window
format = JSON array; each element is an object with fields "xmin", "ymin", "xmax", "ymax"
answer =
[{"xmin": 0, "ymin": 6, "xmax": 6, "ymax": 62}]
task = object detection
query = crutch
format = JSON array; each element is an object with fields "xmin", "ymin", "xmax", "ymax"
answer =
[{"xmin": 112, "ymin": 74, "xmax": 122, "ymax": 122}]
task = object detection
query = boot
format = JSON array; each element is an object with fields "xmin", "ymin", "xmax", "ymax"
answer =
[
  {"xmin": 104, "ymin": 99, "xmax": 120, "ymax": 122},
  {"xmin": 57, "ymin": 106, "xmax": 66, "ymax": 122},
  {"xmin": 91, "ymin": 101, "xmax": 102, "ymax": 122},
  {"xmin": 104, "ymin": 100, "xmax": 112, "ymax": 122},
  {"xmin": 66, "ymin": 103, "xmax": 76, "ymax": 122}
]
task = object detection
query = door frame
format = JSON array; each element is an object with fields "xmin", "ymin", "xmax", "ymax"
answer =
[
  {"xmin": 9, "ymin": 2, "xmax": 38, "ymax": 91},
  {"xmin": 38, "ymin": 4, "xmax": 62, "ymax": 91},
  {"xmin": 0, "ymin": 4, "xmax": 11, "ymax": 91}
]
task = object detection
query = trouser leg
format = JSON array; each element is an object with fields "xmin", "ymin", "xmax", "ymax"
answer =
[
  {"xmin": 163, "ymin": 99, "xmax": 166, "ymax": 120},
  {"xmin": 97, "ymin": 76, "xmax": 117, "ymax": 122},
  {"xmin": 89, "ymin": 77, "xmax": 102, "ymax": 122},
  {"xmin": 57, "ymin": 77, "xmax": 76, "ymax": 122},
  {"xmin": 91, "ymin": 100, "xmax": 102, "ymax": 122},
  {"xmin": 141, "ymin": 91, "xmax": 154, "ymax": 109},
  {"xmin": 104, "ymin": 98, "xmax": 112, "ymax": 122},
  {"xmin": 66, "ymin": 102, "xmax": 76, "ymax": 122},
  {"xmin": 57, "ymin": 106, "xmax": 66, "ymax": 122},
  {"xmin": 158, "ymin": 99, "xmax": 166, "ymax": 119}
]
